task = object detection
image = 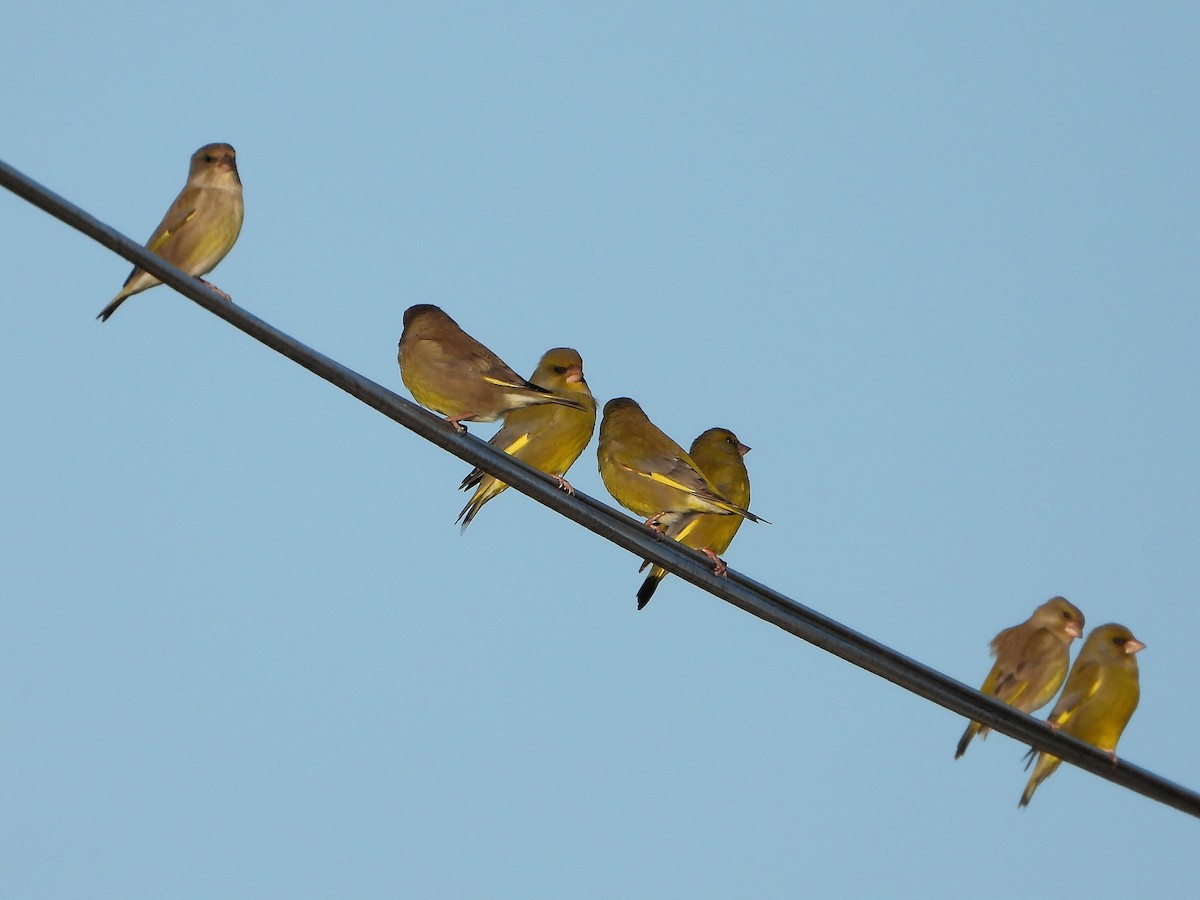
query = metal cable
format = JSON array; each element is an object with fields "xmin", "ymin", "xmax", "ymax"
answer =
[{"xmin": 4, "ymin": 156, "xmax": 1196, "ymax": 818}]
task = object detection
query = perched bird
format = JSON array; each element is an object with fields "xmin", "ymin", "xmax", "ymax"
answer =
[
  {"xmin": 1018, "ymin": 623, "xmax": 1144, "ymax": 807},
  {"xmin": 955, "ymin": 596, "xmax": 1085, "ymax": 758},
  {"xmin": 98, "ymin": 143, "xmax": 244, "ymax": 322},
  {"xmin": 456, "ymin": 347, "xmax": 597, "ymax": 530},
  {"xmin": 636, "ymin": 427, "xmax": 752, "ymax": 609},
  {"xmin": 597, "ymin": 398, "xmax": 765, "ymax": 532},
  {"xmin": 398, "ymin": 305, "xmax": 589, "ymax": 432}
]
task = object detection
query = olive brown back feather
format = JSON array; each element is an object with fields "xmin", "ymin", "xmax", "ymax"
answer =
[{"xmin": 398, "ymin": 306, "xmax": 588, "ymax": 430}]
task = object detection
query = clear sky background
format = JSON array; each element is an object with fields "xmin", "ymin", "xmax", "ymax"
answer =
[{"xmin": 3, "ymin": 3, "xmax": 1198, "ymax": 897}]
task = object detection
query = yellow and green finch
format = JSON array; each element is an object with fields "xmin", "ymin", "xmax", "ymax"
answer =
[
  {"xmin": 636, "ymin": 427, "xmax": 752, "ymax": 609},
  {"xmin": 955, "ymin": 596, "xmax": 1085, "ymax": 758},
  {"xmin": 1018, "ymin": 623, "xmax": 1144, "ymax": 807},
  {"xmin": 456, "ymin": 347, "xmax": 597, "ymax": 530},
  {"xmin": 597, "ymin": 398, "xmax": 765, "ymax": 532},
  {"xmin": 398, "ymin": 305, "xmax": 589, "ymax": 432},
  {"xmin": 98, "ymin": 143, "xmax": 244, "ymax": 322}
]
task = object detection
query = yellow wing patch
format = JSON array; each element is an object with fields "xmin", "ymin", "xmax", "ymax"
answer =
[
  {"xmin": 645, "ymin": 471, "xmax": 696, "ymax": 493},
  {"xmin": 482, "ymin": 376, "xmax": 523, "ymax": 389},
  {"xmin": 147, "ymin": 209, "xmax": 197, "ymax": 252},
  {"xmin": 504, "ymin": 433, "xmax": 532, "ymax": 455},
  {"xmin": 676, "ymin": 517, "xmax": 702, "ymax": 543}
]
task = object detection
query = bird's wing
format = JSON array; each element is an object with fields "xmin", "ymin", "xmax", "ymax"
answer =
[
  {"xmin": 1048, "ymin": 661, "xmax": 1103, "ymax": 726},
  {"xmin": 993, "ymin": 630, "xmax": 1059, "ymax": 704},
  {"xmin": 144, "ymin": 187, "xmax": 204, "ymax": 253},
  {"xmin": 459, "ymin": 426, "xmax": 534, "ymax": 490}
]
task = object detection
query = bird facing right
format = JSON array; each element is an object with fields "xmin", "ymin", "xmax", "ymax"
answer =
[
  {"xmin": 635, "ymin": 427, "xmax": 753, "ymax": 610},
  {"xmin": 398, "ymin": 305, "xmax": 588, "ymax": 432},
  {"xmin": 456, "ymin": 347, "xmax": 597, "ymax": 530},
  {"xmin": 1018, "ymin": 623, "xmax": 1144, "ymax": 807},
  {"xmin": 597, "ymin": 398, "xmax": 765, "ymax": 531},
  {"xmin": 955, "ymin": 596, "xmax": 1085, "ymax": 759},
  {"xmin": 98, "ymin": 143, "xmax": 244, "ymax": 322}
]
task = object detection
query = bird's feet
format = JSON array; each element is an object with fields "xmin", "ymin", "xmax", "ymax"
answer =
[
  {"xmin": 198, "ymin": 279, "xmax": 231, "ymax": 300},
  {"xmin": 642, "ymin": 514, "xmax": 667, "ymax": 539},
  {"xmin": 701, "ymin": 548, "xmax": 728, "ymax": 577},
  {"xmin": 554, "ymin": 476, "xmax": 575, "ymax": 495}
]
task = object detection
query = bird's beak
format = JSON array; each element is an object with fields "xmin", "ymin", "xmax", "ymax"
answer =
[
  {"xmin": 220, "ymin": 153, "xmax": 237, "ymax": 170},
  {"xmin": 1124, "ymin": 638, "xmax": 1146, "ymax": 655},
  {"xmin": 564, "ymin": 365, "xmax": 584, "ymax": 384},
  {"xmin": 737, "ymin": 442, "xmax": 751, "ymax": 456},
  {"xmin": 1065, "ymin": 622, "xmax": 1083, "ymax": 639}
]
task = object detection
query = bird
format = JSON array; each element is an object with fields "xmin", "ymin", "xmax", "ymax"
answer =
[
  {"xmin": 1018, "ymin": 622, "xmax": 1144, "ymax": 807},
  {"xmin": 955, "ymin": 596, "xmax": 1085, "ymax": 758},
  {"xmin": 98, "ymin": 143, "xmax": 244, "ymax": 322},
  {"xmin": 636, "ymin": 427, "xmax": 753, "ymax": 609},
  {"xmin": 398, "ymin": 305, "xmax": 589, "ymax": 432},
  {"xmin": 456, "ymin": 347, "xmax": 597, "ymax": 530},
  {"xmin": 597, "ymin": 398, "xmax": 765, "ymax": 533}
]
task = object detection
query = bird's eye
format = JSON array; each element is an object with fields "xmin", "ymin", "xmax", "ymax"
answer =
[
  {"xmin": 1062, "ymin": 611, "xmax": 1071, "ymax": 619},
  {"xmin": 553, "ymin": 366, "xmax": 566, "ymax": 374},
  {"xmin": 204, "ymin": 155, "xmax": 216, "ymax": 163},
  {"xmin": 1114, "ymin": 636, "xmax": 1127, "ymax": 646}
]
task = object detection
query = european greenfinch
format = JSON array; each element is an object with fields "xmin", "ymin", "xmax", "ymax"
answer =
[
  {"xmin": 955, "ymin": 596, "xmax": 1084, "ymax": 758},
  {"xmin": 597, "ymin": 398, "xmax": 765, "ymax": 532},
  {"xmin": 398, "ymin": 305, "xmax": 589, "ymax": 432},
  {"xmin": 456, "ymin": 347, "xmax": 597, "ymax": 530},
  {"xmin": 98, "ymin": 143, "xmax": 243, "ymax": 322},
  {"xmin": 1018, "ymin": 622, "xmax": 1144, "ymax": 807},
  {"xmin": 636, "ymin": 427, "xmax": 753, "ymax": 609}
]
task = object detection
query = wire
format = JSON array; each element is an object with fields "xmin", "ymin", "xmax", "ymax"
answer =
[{"xmin": 3, "ymin": 156, "xmax": 1197, "ymax": 818}]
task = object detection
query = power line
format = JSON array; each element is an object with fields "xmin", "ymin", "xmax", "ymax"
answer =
[{"xmin": 3, "ymin": 156, "xmax": 1197, "ymax": 819}]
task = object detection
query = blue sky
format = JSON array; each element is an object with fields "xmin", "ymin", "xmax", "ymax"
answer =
[{"xmin": 3, "ymin": 3, "xmax": 1198, "ymax": 897}]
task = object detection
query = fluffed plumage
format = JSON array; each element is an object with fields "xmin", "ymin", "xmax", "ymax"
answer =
[
  {"xmin": 1018, "ymin": 623, "xmax": 1144, "ymax": 807},
  {"xmin": 98, "ymin": 143, "xmax": 243, "ymax": 322},
  {"xmin": 398, "ymin": 305, "xmax": 589, "ymax": 431},
  {"xmin": 456, "ymin": 347, "xmax": 597, "ymax": 530},
  {"xmin": 955, "ymin": 596, "xmax": 1084, "ymax": 758},
  {"xmin": 636, "ymin": 427, "xmax": 752, "ymax": 609},
  {"xmin": 597, "ymin": 398, "xmax": 765, "ymax": 532}
]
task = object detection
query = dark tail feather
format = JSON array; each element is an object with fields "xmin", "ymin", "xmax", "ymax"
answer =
[
  {"xmin": 548, "ymin": 394, "xmax": 587, "ymax": 411},
  {"xmin": 456, "ymin": 495, "xmax": 483, "ymax": 533},
  {"xmin": 716, "ymin": 498, "xmax": 768, "ymax": 524},
  {"xmin": 520, "ymin": 380, "xmax": 585, "ymax": 411},
  {"xmin": 97, "ymin": 296, "xmax": 126, "ymax": 322},
  {"xmin": 637, "ymin": 569, "xmax": 665, "ymax": 609},
  {"xmin": 955, "ymin": 721, "xmax": 980, "ymax": 759}
]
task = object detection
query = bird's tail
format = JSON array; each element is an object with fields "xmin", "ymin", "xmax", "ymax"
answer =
[
  {"xmin": 455, "ymin": 475, "xmax": 508, "ymax": 533},
  {"xmin": 1018, "ymin": 752, "xmax": 1061, "ymax": 808},
  {"xmin": 955, "ymin": 721, "xmax": 986, "ymax": 759},
  {"xmin": 96, "ymin": 295, "xmax": 127, "ymax": 322},
  {"xmin": 716, "ymin": 498, "xmax": 769, "ymax": 524},
  {"xmin": 504, "ymin": 379, "xmax": 588, "ymax": 413},
  {"xmin": 544, "ymin": 393, "xmax": 588, "ymax": 412},
  {"xmin": 637, "ymin": 566, "xmax": 667, "ymax": 610},
  {"xmin": 459, "ymin": 466, "xmax": 485, "ymax": 492}
]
